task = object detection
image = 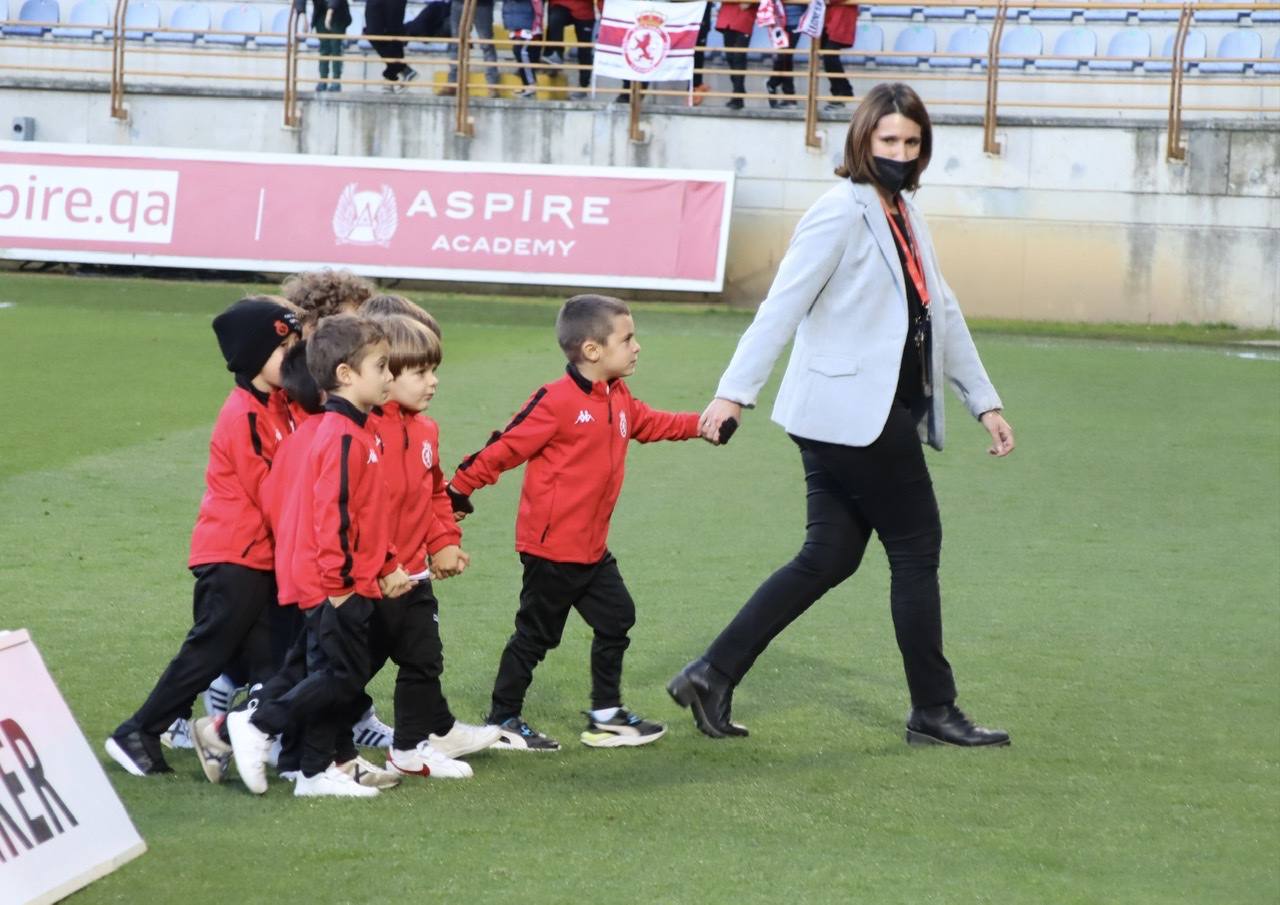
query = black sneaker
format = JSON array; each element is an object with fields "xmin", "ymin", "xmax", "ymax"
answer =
[
  {"xmin": 490, "ymin": 717, "xmax": 560, "ymax": 751},
  {"xmin": 580, "ymin": 708, "xmax": 666, "ymax": 748},
  {"xmin": 105, "ymin": 730, "xmax": 174, "ymax": 776}
]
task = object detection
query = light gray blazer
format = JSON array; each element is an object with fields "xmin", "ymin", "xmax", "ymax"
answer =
[{"xmin": 715, "ymin": 179, "xmax": 1002, "ymax": 451}]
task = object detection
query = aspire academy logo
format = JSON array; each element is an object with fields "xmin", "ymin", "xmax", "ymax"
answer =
[
  {"xmin": 623, "ymin": 11, "xmax": 672, "ymax": 75},
  {"xmin": 332, "ymin": 183, "xmax": 398, "ymax": 247}
]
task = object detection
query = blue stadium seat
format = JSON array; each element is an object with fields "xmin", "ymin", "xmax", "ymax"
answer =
[
  {"xmin": 977, "ymin": 4, "xmax": 1030, "ymax": 18},
  {"xmin": 1254, "ymin": 37, "xmax": 1280, "ymax": 72},
  {"xmin": 1082, "ymin": 4, "xmax": 1132, "ymax": 22},
  {"xmin": 207, "ymin": 4, "xmax": 261, "ymax": 45},
  {"xmin": 922, "ymin": 2, "xmax": 971, "ymax": 20},
  {"xmin": 1253, "ymin": 7, "xmax": 1280, "ymax": 23},
  {"xmin": 876, "ymin": 23, "xmax": 935, "ymax": 64},
  {"xmin": 1088, "ymin": 26, "xmax": 1149, "ymax": 69},
  {"xmin": 255, "ymin": 5, "xmax": 291, "ymax": 46},
  {"xmin": 348, "ymin": 5, "xmax": 371, "ymax": 50},
  {"xmin": 1137, "ymin": 0, "xmax": 1179, "ymax": 22},
  {"xmin": 929, "ymin": 23, "xmax": 989, "ymax": 66},
  {"xmin": 124, "ymin": 0, "xmax": 160, "ymax": 38},
  {"xmin": 996, "ymin": 23, "xmax": 1041, "ymax": 66},
  {"xmin": 52, "ymin": 0, "xmax": 109, "ymax": 38},
  {"xmin": 1145, "ymin": 29, "xmax": 1207, "ymax": 71},
  {"xmin": 1029, "ymin": 3, "xmax": 1079, "ymax": 22},
  {"xmin": 1193, "ymin": 0, "xmax": 1246, "ymax": 23},
  {"xmin": 1198, "ymin": 28, "xmax": 1262, "ymax": 72},
  {"xmin": 4, "ymin": 0, "xmax": 58, "ymax": 35},
  {"xmin": 845, "ymin": 22, "xmax": 884, "ymax": 63},
  {"xmin": 867, "ymin": 3, "xmax": 920, "ymax": 18},
  {"xmin": 155, "ymin": 2, "xmax": 211, "ymax": 42},
  {"xmin": 1036, "ymin": 24, "xmax": 1095, "ymax": 67}
]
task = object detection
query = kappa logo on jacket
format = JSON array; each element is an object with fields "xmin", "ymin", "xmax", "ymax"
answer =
[
  {"xmin": 368, "ymin": 449, "xmax": 379, "ymax": 464},
  {"xmin": 421, "ymin": 440, "xmax": 433, "ymax": 469},
  {"xmin": 575, "ymin": 410, "xmax": 595, "ymax": 425}
]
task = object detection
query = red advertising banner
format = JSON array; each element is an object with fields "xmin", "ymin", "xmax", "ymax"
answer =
[{"xmin": 0, "ymin": 143, "xmax": 734, "ymax": 292}]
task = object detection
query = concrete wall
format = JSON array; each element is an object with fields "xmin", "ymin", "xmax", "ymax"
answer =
[{"xmin": 3, "ymin": 80, "xmax": 1277, "ymax": 326}]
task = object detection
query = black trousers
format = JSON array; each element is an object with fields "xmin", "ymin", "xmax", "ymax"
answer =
[
  {"xmin": 768, "ymin": 27, "xmax": 801, "ymax": 94},
  {"xmin": 821, "ymin": 34, "xmax": 853, "ymax": 97},
  {"xmin": 115, "ymin": 563, "xmax": 275, "ymax": 739},
  {"xmin": 364, "ymin": 0, "xmax": 409, "ymax": 79},
  {"xmin": 253, "ymin": 595, "xmax": 374, "ymax": 776},
  {"xmin": 368, "ymin": 581, "xmax": 453, "ymax": 749},
  {"xmin": 545, "ymin": 5, "xmax": 594, "ymax": 87},
  {"xmin": 721, "ymin": 29, "xmax": 750, "ymax": 95},
  {"xmin": 488, "ymin": 552, "xmax": 636, "ymax": 721},
  {"xmin": 705, "ymin": 403, "xmax": 957, "ymax": 708},
  {"xmin": 692, "ymin": 3, "xmax": 712, "ymax": 87}
]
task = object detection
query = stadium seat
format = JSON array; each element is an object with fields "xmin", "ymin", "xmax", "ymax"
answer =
[
  {"xmin": 349, "ymin": 5, "xmax": 373, "ymax": 50},
  {"xmin": 155, "ymin": 2, "xmax": 211, "ymax": 42},
  {"xmin": 1028, "ymin": 3, "xmax": 1079, "ymax": 22},
  {"xmin": 929, "ymin": 24, "xmax": 989, "ymax": 66},
  {"xmin": 51, "ymin": 0, "xmax": 109, "ymax": 38},
  {"xmin": 1088, "ymin": 26, "xmax": 1149, "ymax": 69},
  {"xmin": 1144, "ymin": 29, "xmax": 1207, "ymax": 71},
  {"xmin": 1137, "ymin": 0, "xmax": 1179, "ymax": 22},
  {"xmin": 845, "ymin": 22, "xmax": 884, "ymax": 63},
  {"xmin": 124, "ymin": 0, "xmax": 160, "ymax": 38},
  {"xmin": 922, "ymin": 1, "xmax": 971, "ymax": 19},
  {"xmin": 1193, "ymin": 0, "xmax": 1246, "ymax": 23},
  {"xmin": 206, "ymin": 4, "xmax": 261, "ymax": 45},
  {"xmin": 1036, "ymin": 25, "xmax": 1095, "ymax": 68},
  {"xmin": 866, "ymin": 3, "xmax": 920, "ymax": 19},
  {"xmin": 996, "ymin": 24, "xmax": 1041, "ymax": 66},
  {"xmin": 1254, "ymin": 37, "xmax": 1280, "ymax": 73},
  {"xmin": 4, "ymin": 0, "xmax": 58, "ymax": 35},
  {"xmin": 1253, "ymin": 6, "xmax": 1280, "ymax": 22},
  {"xmin": 256, "ymin": 5, "xmax": 291, "ymax": 46},
  {"xmin": 1198, "ymin": 28, "xmax": 1262, "ymax": 72},
  {"xmin": 977, "ymin": 4, "xmax": 1030, "ymax": 18},
  {"xmin": 1082, "ymin": 4, "xmax": 1132, "ymax": 22},
  {"xmin": 876, "ymin": 23, "xmax": 936, "ymax": 64}
]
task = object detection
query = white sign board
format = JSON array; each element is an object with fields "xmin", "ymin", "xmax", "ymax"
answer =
[{"xmin": 0, "ymin": 630, "xmax": 146, "ymax": 904}]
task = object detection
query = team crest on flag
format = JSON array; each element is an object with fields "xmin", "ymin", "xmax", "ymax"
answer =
[{"xmin": 595, "ymin": 0, "xmax": 708, "ymax": 83}]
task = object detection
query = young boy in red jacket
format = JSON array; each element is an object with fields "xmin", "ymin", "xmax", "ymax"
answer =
[
  {"xmin": 365, "ymin": 314, "xmax": 501, "ymax": 778},
  {"xmin": 447, "ymin": 294, "xmax": 712, "ymax": 751},
  {"xmin": 106, "ymin": 297, "xmax": 300, "ymax": 777},
  {"xmin": 228, "ymin": 314, "xmax": 413, "ymax": 798}
]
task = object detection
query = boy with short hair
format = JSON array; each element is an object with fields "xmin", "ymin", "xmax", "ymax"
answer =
[
  {"xmin": 447, "ymin": 295, "xmax": 711, "ymax": 751},
  {"xmin": 228, "ymin": 314, "xmax": 412, "ymax": 798},
  {"xmin": 365, "ymin": 315, "xmax": 501, "ymax": 778},
  {"xmin": 106, "ymin": 297, "xmax": 300, "ymax": 776},
  {"xmin": 359, "ymin": 293, "xmax": 443, "ymax": 339}
]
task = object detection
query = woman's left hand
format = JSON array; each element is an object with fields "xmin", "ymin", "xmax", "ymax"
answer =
[{"xmin": 980, "ymin": 410, "xmax": 1015, "ymax": 457}]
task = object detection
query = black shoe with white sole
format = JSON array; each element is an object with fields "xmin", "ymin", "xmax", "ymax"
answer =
[
  {"xmin": 105, "ymin": 730, "xmax": 174, "ymax": 776},
  {"xmin": 580, "ymin": 709, "xmax": 665, "ymax": 748},
  {"xmin": 490, "ymin": 716, "xmax": 560, "ymax": 751},
  {"xmin": 906, "ymin": 704, "xmax": 1010, "ymax": 748}
]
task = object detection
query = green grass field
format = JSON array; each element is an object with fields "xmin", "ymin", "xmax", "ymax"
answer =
[{"xmin": 1, "ymin": 272, "xmax": 1277, "ymax": 904}]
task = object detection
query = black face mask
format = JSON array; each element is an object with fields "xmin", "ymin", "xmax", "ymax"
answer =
[{"xmin": 871, "ymin": 156, "xmax": 916, "ymax": 196}]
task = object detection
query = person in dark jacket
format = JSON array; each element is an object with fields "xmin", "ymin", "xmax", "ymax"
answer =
[{"xmin": 303, "ymin": 0, "xmax": 352, "ymax": 91}]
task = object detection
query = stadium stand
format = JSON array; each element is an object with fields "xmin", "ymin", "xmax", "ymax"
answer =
[
  {"xmin": 1198, "ymin": 26, "xmax": 1263, "ymax": 70},
  {"xmin": 1089, "ymin": 24, "xmax": 1149, "ymax": 67},
  {"xmin": 877, "ymin": 23, "xmax": 937, "ymax": 65},
  {"xmin": 206, "ymin": 4, "xmax": 261, "ymax": 45},
  {"xmin": 50, "ymin": 0, "xmax": 109, "ymax": 37},
  {"xmin": 996, "ymin": 23, "xmax": 1043, "ymax": 67},
  {"xmin": 1257, "ymin": 34, "xmax": 1280, "ymax": 68},
  {"xmin": 123, "ymin": 0, "xmax": 160, "ymax": 39},
  {"xmin": 1145, "ymin": 29, "xmax": 1209, "ymax": 69},
  {"xmin": 928, "ymin": 24, "xmax": 989, "ymax": 67},
  {"xmin": 1036, "ymin": 24, "xmax": 1097, "ymax": 68},
  {"xmin": 5, "ymin": 0, "xmax": 58, "ymax": 35},
  {"xmin": 154, "ymin": 2, "xmax": 211, "ymax": 42}
]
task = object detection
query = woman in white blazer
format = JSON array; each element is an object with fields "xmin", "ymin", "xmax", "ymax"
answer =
[{"xmin": 668, "ymin": 83, "xmax": 1014, "ymax": 748}]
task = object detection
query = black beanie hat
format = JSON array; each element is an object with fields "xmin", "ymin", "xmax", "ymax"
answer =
[{"xmin": 211, "ymin": 299, "xmax": 301, "ymax": 376}]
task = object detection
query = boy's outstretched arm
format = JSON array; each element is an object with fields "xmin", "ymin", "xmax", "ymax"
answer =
[
  {"xmin": 629, "ymin": 398, "xmax": 703, "ymax": 444},
  {"xmin": 448, "ymin": 388, "xmax": 560, "ymax": 503}
]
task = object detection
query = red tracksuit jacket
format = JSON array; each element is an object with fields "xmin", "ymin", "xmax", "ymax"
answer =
[
  {"xmin": 189, "ymin": 380, "xmax": 291, "ymax": 571},
  {"xmin": 261, "ymin": 414, "xmax": 322, "ymax": 605},
  {"xmin": 369, "ymin": 402, "xmax": 462, "ymax": 577},
  {"xmin": 289, "ymin": 397, "xmax": 399, "ymax": 607},
  {"xmin": 449, "ymin": 364, "xmax": 700, "ymax": 565}
]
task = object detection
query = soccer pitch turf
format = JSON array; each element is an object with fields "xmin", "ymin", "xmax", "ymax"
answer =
[{"xmin": 0, "ymin": 273, "xmax": 1277, "ymax": 904}]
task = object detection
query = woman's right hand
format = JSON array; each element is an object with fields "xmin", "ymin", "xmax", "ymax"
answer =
[{"xmin": 700, "ymin": 398, "xmax": 743, "ymax": 444}]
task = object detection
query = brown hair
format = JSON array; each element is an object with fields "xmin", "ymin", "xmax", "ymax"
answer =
[
  {"xmin": 834, "ymin": 82, "xmax": 932, "ymax": 193},
  {"xmin": 282, "ymin": 269, "xmax": 376, "ymax": 325},
  {"xmin": 374, "ymin": 314, "xmax": 443, "ymax": 377},
  {"xmin": 555, "ymin": 294, "xmax": 631, "ymax": 363},
  {"xmin": 306, "ymin": 314, "xmax": 388, "ymax": 392},
  {"xmin": 358, "ymin": 294, "xmax": 443, "ymax": 339}
]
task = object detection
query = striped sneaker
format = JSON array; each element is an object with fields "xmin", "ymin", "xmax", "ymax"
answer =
[
  {"xmin": 490, "ymin": 717, "xmax": 559, "ymax": 752},
  {"xmin": 352, "ymin": 708, "xmax": 394, "ymax": 749},
  {"xmin": 202, "ymin": 673, "xmax": 239, "ymax": 718},
  {"xmin": 337, "ymin": 755, "xmax": 401, "ymax": 789},
  {"xmin": 580, "ymin": 709, "xmax": 666, "ymax": 748},
  {"xmin": 160, "ymin": 717, "xmax": 194, "ymax": 750}
]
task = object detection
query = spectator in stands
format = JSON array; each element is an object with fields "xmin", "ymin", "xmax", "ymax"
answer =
[
  {"xmin": 717, "ymin": 2, "xmax": 759, "ymax": 109},
  {"xmin": 445, "ymin": 0, "xmax": 500, "ymax": 97},
  {"xmin": 502, "ymin": 0, "xmax": 543, "ymax": 97},
  {"xmin": 690, "ymin": 2, "xmax": 714, "ymax": 106},
  {"xmin": 282, "ymin": 268, "xmax": 375, "ymax": 333},
  {"xmin": 365, "ymin": 0, "xmax": 419, "ymax": 90},
  {"xmin": 766, "ymin": 0, "xmax": 804, "ymax": 108},
  {"xmin": 545, "ymin": 0, "xmax": 598, "ymax": 100},
  {"xmin": 821, "ymin": 2, "xmax": 858, "ymax": 109},
  {"xmin": 405, "ymin": 0, "xmax": 451, "ymax": 43},
  {"xmin": 669, "ymin": 82, "xmax": 1014, "ymax": 751},
  {"xmin": 300, "ymin": 0, "xmax": 351, "ymax": 92}
]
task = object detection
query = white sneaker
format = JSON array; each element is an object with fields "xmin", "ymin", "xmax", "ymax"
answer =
[
  {"xmin": 352, "ymin": 708, "xmax": 394, "ymax": 749},
  {"xmin": 387, "ymin": 741, "xmax": 473, "ymax": 779},
  {"xmin": 337, "ymin": 755, "xmax": 401, "ymax": 789},
  {"xmin": 279, "ymin": 769, "xmax": 300, "ymax": 782},
  {"xmin": 268, "ymin": 736, "xmax": 281, "ymax": 768},
  {"xmin": 203, "ymin": 673, "xmax": 238, "ymax": 718},
  {"xmin": 227, "ymin": 707, "xmax": 273, "ymax": 795},
  {"xmin": 428, "ymin": 721, "xmax": 501, "ymax": 759},
  {"xmin": 191, "ymin": 716, "xmax": 231, "ymax": 784},
  {"xmin": 161, "ymin": 717, "xmax": 194, "ymax": 750},
  {"xmin": 294, "ymin": 764, "xmax": 379, "ymax": 798}
]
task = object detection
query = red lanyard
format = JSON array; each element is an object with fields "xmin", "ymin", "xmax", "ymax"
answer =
[{"xmin": 880, "ymin": 197, "xmax": 931, "ymax": 308}]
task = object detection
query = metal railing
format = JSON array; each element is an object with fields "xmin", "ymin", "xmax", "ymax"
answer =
[{"xmin": 1, "ymin": 0, "xmax": 1276, "ymax": 159}]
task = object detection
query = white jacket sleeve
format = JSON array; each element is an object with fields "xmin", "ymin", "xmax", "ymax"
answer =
[
  {"xmin": 938, "ymin": 272, "xmax": 1003, "ymax": 419},
  {"xmin": 714, "ymin": 192, "xmax": 853, "ymax": 408}
]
